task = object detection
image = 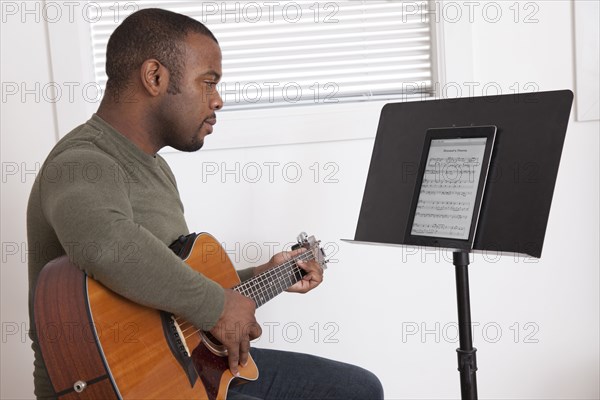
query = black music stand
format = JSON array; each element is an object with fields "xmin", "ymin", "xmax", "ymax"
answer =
[{"xmin": 344, "ymin": 90, "xmax": 574, "ymax": 399}]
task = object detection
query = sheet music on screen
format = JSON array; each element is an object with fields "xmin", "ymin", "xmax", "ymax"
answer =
[{"xmin": 411, "ymin": 138, "xmax": 488, "ymax": 240}]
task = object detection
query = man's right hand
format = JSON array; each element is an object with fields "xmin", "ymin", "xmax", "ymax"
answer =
[{"xmin": 209, "ymin": 289, "xmax": 262, "ymax": 376}]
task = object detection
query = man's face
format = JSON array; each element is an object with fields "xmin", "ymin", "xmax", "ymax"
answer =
[{"xmin": 158, "ymin": 33, "xmax": 223, "ymax": 152}]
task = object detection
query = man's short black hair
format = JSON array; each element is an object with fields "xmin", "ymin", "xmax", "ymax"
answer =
[{"xmin": 105, "ymin": 8, "xmax": 218, "ymax": 94}]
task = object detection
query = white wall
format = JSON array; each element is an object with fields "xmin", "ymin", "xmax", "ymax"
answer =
[
  {"xmin": 1, "ymin": 1, "xmax": 598, "ymax": 399},
  {"xmin": 1, "ymin": 5, "xmax": 60, "ymax": 399}
]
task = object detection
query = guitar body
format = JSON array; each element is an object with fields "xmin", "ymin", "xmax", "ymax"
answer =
[{"xmin": 34, "ymin": 233, "xmax": 258, "ymax": 399}]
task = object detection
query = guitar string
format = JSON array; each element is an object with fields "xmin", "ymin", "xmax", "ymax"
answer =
[
  {"xmin": 175, "ymin": 253, "xmax": 313, "ymax": 340},
  {"xmin": 176, "ymin": 255, "xmax": 310, "ymax": 336},
  {"xmin": 233, "ymin": 251, "xmax": 313, "ymax": 304},
  {"xmin": 235, "ymin": 251, "xmax": 313, "ymax": 295},
  {"xmin": 175, "ymin": 251, "xmax": 314, "ymax": 330},
  {"xmin": 237, "ymin": 254, "xmax": 308, "ymax": 304},
  {"xmin": 176, "ymin": 250, "xmax": 319, "ymax": 340},
  {"xmin": 243, "ymin": 262, "xmax": 298, "ymax": 306}
]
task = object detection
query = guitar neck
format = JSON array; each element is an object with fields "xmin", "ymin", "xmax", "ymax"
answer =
[{"xmin": 233, "ymin": 252, "xmax": 314, "ymax": 308}]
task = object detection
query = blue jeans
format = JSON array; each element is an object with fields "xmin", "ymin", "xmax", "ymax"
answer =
[{"xmin": 227, "ymin": 348, "xmax": 384, "ymax": 400}]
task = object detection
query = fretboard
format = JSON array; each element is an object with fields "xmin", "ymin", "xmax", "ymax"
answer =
[{"xmin": 233, "ymin": 251, "xmax": 314, "ymax": 307}]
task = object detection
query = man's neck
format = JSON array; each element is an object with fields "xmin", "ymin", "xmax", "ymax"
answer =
[{"xmin": 97, "ymin": 97, "xmax": 162, "ymax": 155}]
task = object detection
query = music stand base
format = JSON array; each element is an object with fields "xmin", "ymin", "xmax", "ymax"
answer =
[{"xmin": 453, "ymin": 251, "xmax": 478, "ymax": 400}]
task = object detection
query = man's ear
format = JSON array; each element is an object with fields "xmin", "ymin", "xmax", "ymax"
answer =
[{"xmin": 140, "ymin": 59, "xmax": 169, "ymax": 96}]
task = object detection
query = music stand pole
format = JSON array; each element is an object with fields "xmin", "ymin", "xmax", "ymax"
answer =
[{"xmin": 453, "ymin": 251, "xmax": 478, "ymax": 399}]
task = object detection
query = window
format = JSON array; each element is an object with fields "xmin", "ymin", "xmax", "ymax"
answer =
[
  {"xmin": 47, "ymin": 0, "xmax": 440, "ymax": 147},
  {"xmin": 89, "ymin": 0, "xmax": 435, "ymax": 111}
]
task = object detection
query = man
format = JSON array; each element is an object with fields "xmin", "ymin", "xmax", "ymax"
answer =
[{"xmin": 27, "ymin": 8, "xmax": 383, "ymax": 400}]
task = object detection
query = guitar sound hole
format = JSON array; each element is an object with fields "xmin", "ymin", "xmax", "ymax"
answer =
[
  {"xmin": 203, "ymin": 331, "xmax": 222, "ymax": 346},
  {"xmin": 200, "ymin": 331, "xmax": 228, "ymax": 357}
]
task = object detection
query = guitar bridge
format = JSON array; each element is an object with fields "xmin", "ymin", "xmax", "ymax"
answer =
[
  {"xmin": 160, "ymin": 311, "xmax": 198, "ymax": 387},
  {"xmin": 171, "ymin": 316, "xmax": 192, "ymax": 356}
]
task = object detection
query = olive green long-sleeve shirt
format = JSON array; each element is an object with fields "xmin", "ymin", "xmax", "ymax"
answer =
[{"xmin": 27, "ymin": 114, "xmax": 242, "ymax": 398}]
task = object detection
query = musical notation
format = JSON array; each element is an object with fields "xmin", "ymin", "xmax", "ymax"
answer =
[
  {"xmin": 412, "ymin": 222, "xmax": 467, "ymax": 237},
  {"xmin": 411, "ymin": 138, "xmax": 487, "ymax": 240},
  {"xmin": 416, "ymin": 200, "xmax": 471, "ymax": 213}
]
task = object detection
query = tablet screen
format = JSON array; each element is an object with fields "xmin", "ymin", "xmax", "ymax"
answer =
[
  {"xmin": 406, "ymin": 126, "xmax": 496, "ymax": 249},
  {"xmin": 411, "ymin": 137, "xmax": 487, "ymax": 240}
]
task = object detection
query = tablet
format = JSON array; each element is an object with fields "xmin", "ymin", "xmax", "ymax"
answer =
[{"xmin": 405, "ymin": 125, "xmax": 497, "ymax": 250}]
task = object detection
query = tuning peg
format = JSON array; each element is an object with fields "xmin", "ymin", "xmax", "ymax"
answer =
[{"xmin": 297, "ymin": 232, "xmax": 308, "ymax": 243}]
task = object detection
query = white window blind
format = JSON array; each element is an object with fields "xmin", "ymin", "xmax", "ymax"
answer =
[{"xmin": 89, "ymin": 0, "xmax": 434, "ymax": 110}]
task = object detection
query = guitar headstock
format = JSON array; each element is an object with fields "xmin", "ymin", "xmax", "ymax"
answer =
[{"xmin": 292, "ymin": 232, "xmax": 328, "ymax": 270}]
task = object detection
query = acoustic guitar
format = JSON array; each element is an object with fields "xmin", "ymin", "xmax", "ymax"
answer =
[{"xmin": 34, "ymin": 232, "xmax": 327, "ymax": 399}]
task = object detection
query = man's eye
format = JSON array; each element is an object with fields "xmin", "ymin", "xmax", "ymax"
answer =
[{"xmin": 205, "ymin": 81, "xmax": 216, "ymax": 89}]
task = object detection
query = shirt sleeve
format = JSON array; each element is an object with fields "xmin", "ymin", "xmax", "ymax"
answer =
[{"xmin": 39, "ymin": 148, "xmax": 224, "ymax": 331}]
